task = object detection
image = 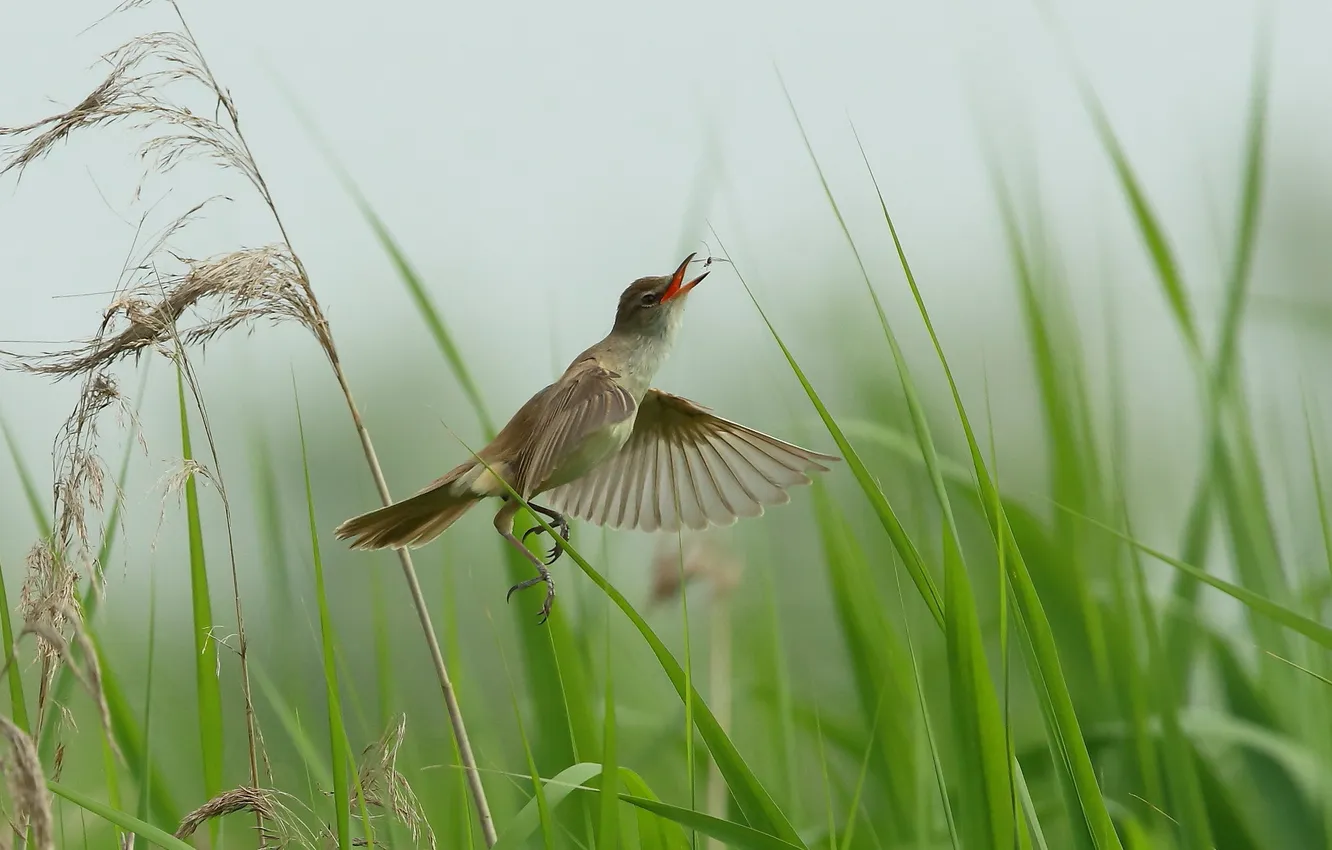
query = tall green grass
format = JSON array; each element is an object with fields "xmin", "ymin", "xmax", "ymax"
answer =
[{"xmin": 3, "ymin": 18, "xmax": 1332, "ymax": 850}]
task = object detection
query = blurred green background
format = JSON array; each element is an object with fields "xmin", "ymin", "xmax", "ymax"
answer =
[{"xmin": 4, "ymin": 0, "xmax": 1332, "ymax": 848}]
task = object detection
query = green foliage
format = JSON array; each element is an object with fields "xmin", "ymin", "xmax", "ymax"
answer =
[{"xmin": 6, "ymin": 26, "xmax": 1332, "ymax": 850}]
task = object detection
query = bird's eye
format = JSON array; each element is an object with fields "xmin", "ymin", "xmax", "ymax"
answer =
[{"xmin": 640, "ymin": 292, "xmax": 660, "ymax": 306}]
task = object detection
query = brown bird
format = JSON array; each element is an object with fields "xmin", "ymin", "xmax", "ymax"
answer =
[{"xmin": 334, "ymin": 254, "xmax": 840, "ymax": 622}]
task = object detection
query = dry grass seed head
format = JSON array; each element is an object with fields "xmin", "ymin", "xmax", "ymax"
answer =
[
  {"xmin": 356, "ymin": 716, "xmax": 436, "ymax": 849},
  {"xmin": 0, "ymin": 16, "xmax": 250, "ymax": 187},
  {"xmin": 0, "ymin": 715, "xmax": 54, "ymax": 850},
  {"xmin": 17, "ymin": 542, "xmax": 80, "ymax": 699},
  {"xmin": 4, "ymin": 245, "xmax": 320, "ymax": 381},
  {"xmin": 11, "ymin": 616, "xmax": 121, "ymax": 766},
  {"xmin": 175, "ymin": 786, "xmax": 317, "ymax": 848},
  {"xmin": 15, "ymin": 372, "xmax": 135, "ymax": 699}
]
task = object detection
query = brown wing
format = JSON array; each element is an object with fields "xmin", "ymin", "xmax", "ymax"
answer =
[
  {"xmin": 507, "ymin": 359, "xmax": 637, "ymax": 497},
  {"xmin": 545, "ymin": 389, "xmax": 839, "ymax": 532}
]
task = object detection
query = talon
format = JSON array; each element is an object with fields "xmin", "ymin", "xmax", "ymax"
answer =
[
  {"xmin": 537, "ymin": 579, "xmax": 556, "ymax": 625},
  {"xmin": 506, "ymin": 576, "xmax": 543, "ymax": 603},
  {"xmin": 522, "ymin": 525, "xmax": 546, "ymax": 544}
]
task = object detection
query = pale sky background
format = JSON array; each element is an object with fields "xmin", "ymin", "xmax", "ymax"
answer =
[{"xmin": 2, "ymin": 0, "xmax": 1330, "ymax": 608}]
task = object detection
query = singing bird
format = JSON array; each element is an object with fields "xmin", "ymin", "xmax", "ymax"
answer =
[{"xmin": 334, "ymin": 254, "xmax": 840, "ymax": 621}]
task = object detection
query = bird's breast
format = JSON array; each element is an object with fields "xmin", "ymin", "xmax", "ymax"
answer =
[{"xmin": 537, "ymin": 414, "xmax": 637, "ymax": 493}]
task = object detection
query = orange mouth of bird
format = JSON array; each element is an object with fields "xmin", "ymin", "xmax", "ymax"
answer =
[{"xmin": 661, "ymin": 252, "xmax": 709, "ymax": 303}]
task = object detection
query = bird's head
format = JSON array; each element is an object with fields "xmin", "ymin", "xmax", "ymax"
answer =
[{"xmin": 612, "ymin": 253, "xmax": 709, "ymax": 338}]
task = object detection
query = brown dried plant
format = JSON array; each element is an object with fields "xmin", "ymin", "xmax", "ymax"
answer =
[
  {"xmin": 175, "ymin": 786, "xmax": 320, "ymax": 848},
  {"xmin": 0, "ymin": 715, "xmax": 53, "ymax": 850},
  {"xmin": 354, "ymin": 716, "xmax": 436, "ymax": 849},
  {"xmin": 0, "ymin": 0, "xmax": 495, "ymax": 843}
]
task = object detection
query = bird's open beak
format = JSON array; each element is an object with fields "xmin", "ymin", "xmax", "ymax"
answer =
[{"xmin": 661, "ymin": 252, "xmax": 709, "ymax": 303}]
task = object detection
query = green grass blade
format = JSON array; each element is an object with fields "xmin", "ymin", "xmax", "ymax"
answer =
[
  {"xmin": 349, "ymin": 196, "xmax": 497, "ymax": 436},
  {"xmin": 99, "ymin": 641, "xmax": 181, "ymax": 828},
  {"xmin": 1152, "ymin": 30, "xmax": 1270, "ymax": 677},
  {"xmin": 49, "ymin": 781, "xmax": 193, "ymax": 850},
  {"xmin": 1076, "ymin": 83, "xmax": 1200, "ymax": 357},
  {"xmin": 467, "ymin": 453, "xmax": 802, "ymax": 846},
  {"xmin": 809, "ymin": 483, "xmax": 917, "ymax": 830},
  {"xmin": 941, "ymin": 526, "xmax": 1017, "ymax": 850},
  {"xmin": 1122, "ymin": 510, "xmax": 1213, "ymax": 848},
  {"xmin": 620, "ymin": 797, "xmax": 804, "ymax": 850},
  {"xmin": 0, "ymin": 412, "xmax": 53, "ymax": 539},
  {"xmin": 1068, "ymin": 510, "xmax": 1332, "ymax": 649},
  {"xmin": 254, "ymin": 665, "xmax": 335, "ymax": 792},
  {"xmin": 177, "ymin": 366, "xmax": 224, "ymax": 822},
  {"xmin": 709, "ymin": 240, "xmax": 942, "ymax": 629},
  {"xmin": 281, "ymin": 98, "xmax": 495, "ymax": 437},
  {"xmin": 134, "ymin": 561, "xmax": 157, "ymax": 826},
  {"xmin": 847, "ymin": 164, "xmax": 1123, "ymax": 847},
  {"xmin": 497, "ymin": 633, "xmax": 557, "ymax": 850},
  {"xmin": 493, "ymin": 763, "xmax": 603, "ymax": 850},
  {"xmin": 599, "ymin": 590, "xmax": 621, "ymax": 850},
  {"xmin": 250, "ymin": 434, "xmax": 298, "ymax": 662},
  {"xmin": 0, "ymin": 554, "xmax": 29, "ymax": 732},
  {"xmin": 290, "ymin": 93, "xmax": 598, "ymax": 784},
  {"xmin": 782, "ymin": 96, "xmax": 1019, "ymax": 846},
  {"xmin": 295, "ymin": 392, "xmax": 352, "ymax": 848}
]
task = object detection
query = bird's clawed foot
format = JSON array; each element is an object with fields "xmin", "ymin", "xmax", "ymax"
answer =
[
  {"xmin": 521, "ymin": 510, "xmax": 571, "ymax": 565},
  {"xmin": 506, "ymin": 566, "xmax": 556, "ymax": 624}
]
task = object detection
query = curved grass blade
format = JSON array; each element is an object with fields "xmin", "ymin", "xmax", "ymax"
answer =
[
  {"xmin": 599, "ymin": 586, "xmax": 621, "ymax": 850},
  {"xmin": 49, "ymin": 781, "xmax": 193, "ymax": 850},
  {"xmin": 0, "ymin": 412, "xmax": 53, "ymax": 539},
  {"xmin": 176, "ymin": 366, "xmax": 224, "ymax": 828},
  {"xmin": 134, "ymin": 560, "xmax": 157, "ymax": 826},
  {"xmin": 704, "ymin": 238, "xmax": 943, "ymax": 629},
  {"xmin": 621, "ymin": 797, "xmax": 804, "ymax": 850},
  {"xmin": 494, "ymin": 763, "xmax": 801, "ymax": 850},
  {"xmin": 1065, "ymin": 509, "xmax": 1332, "ymax": 649},
  {"xmin": 851, "ymin": 150, "xmax": 1123, "ymax": 847},
  {"xmin": 508, "ymin": 647, "xmax": 557, "ymax": 850},
  {"xmin": 296, "ymin": 393, "xmax": 352, "ymax": 848},
  {"xmin": 463, "ymin": 448, "xmax": 802, "ymax": 846},
  {"xmin": 254, "ymin": 665, "xmax": 335, "ymax": 792},
  {"xmin": 779, "ymin": 85, "xmax": 1021, "ymax": 846},
  {"xmin": 493, "ymin": 763, "xmax": 602, "ymax": 850},
  {"xmin": 1074, "ymin": 83, "xmax": 1200, "ymax": 358},
  {"xmin": 281, "ymin": 87, "xmax": 597, "ymax": 787},
  {"xmin": 0, "ymin": 554, "xmax": 29, "ymax": 732}
]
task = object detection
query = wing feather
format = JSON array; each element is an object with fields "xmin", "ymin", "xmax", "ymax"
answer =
[
  {"xmin": 547, "ymin": 390, "xmax": 839, "ymax": 532},
  {"xmin": 513, "ymin": 361, "xmax": 636, "ymax": 497}
]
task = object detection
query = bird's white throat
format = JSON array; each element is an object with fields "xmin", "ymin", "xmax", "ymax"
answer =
[{"xmin": 612, "ymin": 306, "xmax": 684, "ymax": 400}]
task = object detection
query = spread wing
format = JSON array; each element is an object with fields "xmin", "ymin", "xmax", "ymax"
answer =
[
  {"xmin": 509, "ymin": 360, "xmax": 637, "ymax": 497},
  {"xmin": 545, "ymin": 389, "xmax": 839, "ymax": 532}
]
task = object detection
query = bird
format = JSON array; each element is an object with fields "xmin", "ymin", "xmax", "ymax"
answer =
[{"xmin": 334, "ymin": 253, "xmax": 840, "ymax": 622}]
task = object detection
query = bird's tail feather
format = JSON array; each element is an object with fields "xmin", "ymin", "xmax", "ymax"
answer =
[{"xmin": 335, "ymin": 462, "xmax": 480, "ymax": 550}]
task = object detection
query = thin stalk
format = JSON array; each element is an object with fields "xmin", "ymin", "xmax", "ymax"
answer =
[
  {"xmin": 705, "ymin": 582, "xmax": 733, "ymax": 850},
  {"xmin": 163, "ymin": 3, "xmax": 496, "ymax": 840}
]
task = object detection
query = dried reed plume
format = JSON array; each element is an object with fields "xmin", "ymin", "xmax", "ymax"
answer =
[
  {"xmin": 354, "ymin": 716, "xmax": 436, "ymax": 849},
  {"xmin": 174, "ymin": 786, "xmax": 318, "ymax": 848},
  {"xmin": 0, "ymin": 716, "xmax": 53, "ymax": 850},
  {"xmin": 6, "ymin": 614, "xmax": 121, "ymax": 767},
  {"xmin": 0, "ymin": 0, "xmax": 495, "ymax": 842},
  {"xmin": 6, "ymin": 244, "xmax": 321, "ymax": 381},
  {"xmin": 16, "ymin": 370, "xmax": 135, "ymax": 721}
]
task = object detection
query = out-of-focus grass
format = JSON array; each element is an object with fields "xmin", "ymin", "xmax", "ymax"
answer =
[{"xmin": 5, "ymin": 22, "xmax": 1332, "ymax": 850}]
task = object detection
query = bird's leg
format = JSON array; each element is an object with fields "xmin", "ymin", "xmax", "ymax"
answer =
[
  {"xmin": 495, "ymin": 500, "xmax": 556, "ymax": 624},
  {"xmin": 520, "ymin": 501, "xmax": 571, "ymax": 565}
]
